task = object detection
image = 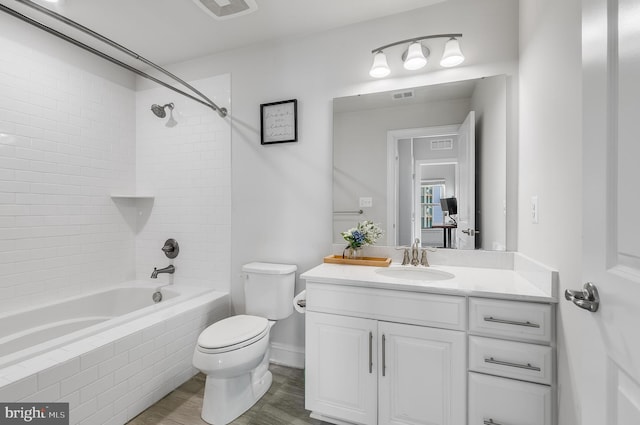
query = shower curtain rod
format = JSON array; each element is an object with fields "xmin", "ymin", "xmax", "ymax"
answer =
[{"xmin": 1, "ymin": 0, "xmax": 228, "ymax": 118}]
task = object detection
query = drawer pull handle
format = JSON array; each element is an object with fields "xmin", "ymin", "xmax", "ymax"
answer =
[
  {"xmin": 484, "ymin": 419, "xmax": 507, "ymax": 425},
  {"xmin": 483, "ymin": 316, "xmax": 540, "ymax": 328},
  {"xmin": 484, "ymin": 357, "xmax": 541, "ymax": 372}
]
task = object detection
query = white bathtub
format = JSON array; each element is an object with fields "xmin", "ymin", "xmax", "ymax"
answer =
[
  {"xmin": 0, "ymin": 281, "xmax": 230, "ymax": 425},
  {"xmin": 0, "ymin": 282, "xmax": 189, "ymax": 368}
]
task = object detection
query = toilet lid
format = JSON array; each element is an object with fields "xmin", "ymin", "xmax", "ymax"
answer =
[{"xmin": 197, "ymin": 315, "xmax": 269, "ymax": 350}]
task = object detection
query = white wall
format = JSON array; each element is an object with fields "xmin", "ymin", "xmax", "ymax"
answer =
[
  {"xmin": 0, "ymin": 14, "xmax": 137, "ymax": 312},
  {"xmin": 518, "ymin": 0, "xmax": 582, "ymax": 424},
  {"xmin": 151, "ymin": 0, "xmax": 519, "ymax": 363}
]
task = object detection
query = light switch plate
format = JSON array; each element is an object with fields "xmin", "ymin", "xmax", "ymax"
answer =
[{"xmin": 359, "ymin": 197, "xmax": 373, "ymax": 208}]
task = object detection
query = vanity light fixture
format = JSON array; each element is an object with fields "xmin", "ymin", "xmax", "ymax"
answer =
[{"xmin": 369, "ymin": 34, "xmax": 464, "ymax": 78}]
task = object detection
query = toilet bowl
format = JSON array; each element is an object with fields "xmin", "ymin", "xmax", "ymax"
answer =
[
  {"xmin": 193, "ymin": 315, "xmax": 274, "ymax": 424},
  {"xmin": 193, "ymin": 262, "xmax": 296, "ymax": 425}
]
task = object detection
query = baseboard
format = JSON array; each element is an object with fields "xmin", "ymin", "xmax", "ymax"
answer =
[
  {"xmin": 310, "ymin": 412, "xmax": 355, "ymax": 425},
  {"xmin": 269, "ymin": 341, "xmax": 305, "ymax": 369}
]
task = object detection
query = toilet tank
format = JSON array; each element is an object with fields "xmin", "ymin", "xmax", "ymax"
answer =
[{"xmin": 242, "ymin": 262, "xmax": 297, "ymax": 320}]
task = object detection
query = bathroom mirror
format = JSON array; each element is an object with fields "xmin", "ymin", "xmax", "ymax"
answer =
[{"xmin": 333, "ymin": 75, "xmax": 507, "ymax": 250}]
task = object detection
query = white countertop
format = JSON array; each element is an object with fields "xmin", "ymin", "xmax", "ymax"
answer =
[{"xmin": 301, "ymin": 262, "xmax": 557, "ymax": 303}]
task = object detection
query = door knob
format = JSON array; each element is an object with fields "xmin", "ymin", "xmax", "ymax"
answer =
[
  {"xmin": 461, "ymin": 228, "xmax": 480, "ymax": 236},
  {"xmin": 565, "ymin": 282, "xmax": 599, "ymax": 312}
]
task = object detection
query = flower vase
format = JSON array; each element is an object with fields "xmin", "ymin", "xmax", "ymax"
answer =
[{"xmin": 346, "ymin": 247, "xmax": 363, "ymax": 260}]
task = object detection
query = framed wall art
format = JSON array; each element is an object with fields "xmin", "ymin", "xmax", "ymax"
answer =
[{"xmin": 260, "ymin": 99, "xmax": 298, "ymax": 144}]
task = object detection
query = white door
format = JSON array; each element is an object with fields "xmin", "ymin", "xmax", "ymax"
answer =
[
  {"xmin": 305, "ymin": 312, "xmax": 378, "ymax": 425},
  {"xmin": 456, "ymin": 111, "xmax": 476, "ymax": 249},
  {"xmin": 573, "ymin": 0, "xmax": 640, "ymax": 423},
  {"xmin": 378, "ymin": 321, "xmax": 466, "ymax": 425}
]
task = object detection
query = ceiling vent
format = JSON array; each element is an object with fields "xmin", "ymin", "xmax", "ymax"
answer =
[
  {"xmin": 193, "ymin": 0, "xmax": 258, "ymax": 20},
  {"xmin": 430, "ymin": 139, "xmax": 454, "ymax": 150},
  {"xmin": 391, "ymin": 90, "xmax": 415, "ymax": 101}
]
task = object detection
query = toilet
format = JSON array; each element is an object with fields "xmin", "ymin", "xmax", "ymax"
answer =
[{"xmin": 192, "ymin": 262, "xmax": 297, "ymax": 425}]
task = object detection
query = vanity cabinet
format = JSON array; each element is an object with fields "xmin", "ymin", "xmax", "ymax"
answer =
[
  {"xmin": 305, "ymin": 282, "xmax": 466, "ymax": 425},
  {"xmin": 302, "ymin": 263, "xmax": 557, "ymax": 425}
]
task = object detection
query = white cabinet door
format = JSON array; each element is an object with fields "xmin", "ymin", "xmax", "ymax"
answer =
[
  {"xmin": 468, "ymin": 372, "xmax": 552, "ymax": 425},
  {"xmin": 305, "ymin": 311, "xmax": 378, "ymax": 425},
  {"xmin": 378, "ymin": 321, "xmax": 466, "ymax": 425}
]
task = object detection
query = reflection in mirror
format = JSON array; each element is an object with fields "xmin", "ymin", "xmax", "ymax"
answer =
[{"xmin": 333, "ymin": 75, "xmax": 507, "ymax": 251}]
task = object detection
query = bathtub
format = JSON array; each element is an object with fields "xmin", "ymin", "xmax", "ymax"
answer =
[{"xmin": 0, "ymin": 281, "xmax": 230, "ymax": 425}]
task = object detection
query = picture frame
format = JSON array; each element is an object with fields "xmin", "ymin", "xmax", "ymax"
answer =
[{"xmin": 260, "ymin": 99, "xmax": 298, "ymax": 144}]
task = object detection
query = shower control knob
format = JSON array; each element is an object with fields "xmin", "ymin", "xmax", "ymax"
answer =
[{"xmin": 162, "ymin": 239, "xmax": 179, "ymax": 259}]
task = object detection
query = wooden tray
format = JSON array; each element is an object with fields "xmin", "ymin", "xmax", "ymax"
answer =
[{"xmin": 323, "ymin": 255, "xmax": 391, "ymax": 267}]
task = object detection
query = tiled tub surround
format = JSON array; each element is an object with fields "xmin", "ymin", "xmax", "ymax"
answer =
[
  {"xmin": 0, "ymin": 287, "xmax": 230, "ymax": 425},
  {"xmin": 134, "ymin": 75, "xmax": 231, "ymax": 288},
  {"xmin": 0, "ymin": 23, "xmax": 232, "ymax": 312},
  {"xmin": 0, "ymin": 25, "xmax": 137, "ymax": 312}
]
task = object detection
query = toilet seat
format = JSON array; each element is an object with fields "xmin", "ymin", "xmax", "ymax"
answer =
[{"xmin": 197, "ymin": 315, "xmax": 269, "ymax": 354}]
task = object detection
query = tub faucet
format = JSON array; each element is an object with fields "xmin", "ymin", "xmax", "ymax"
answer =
[{"xmin": 151, "ymin": 265, "xmax": 175, "ymax": 278}]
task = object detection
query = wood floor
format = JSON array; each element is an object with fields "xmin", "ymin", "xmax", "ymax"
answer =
[{"xmin": 127, "ymin": 365, "xmax": 329, "ymax": 425}]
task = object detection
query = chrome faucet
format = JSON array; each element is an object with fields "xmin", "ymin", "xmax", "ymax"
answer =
[
  {"xmin": 151, "ymin": 264, "xmax": 175, "ymax": 278},
  {"xmin": 411, "ymin": 238, "xmax": 420, "ymax": 266},
  {"xmin": 420, "ymin": 250, "xmax": 430, "ymax": 267},
  {"xmin": 401, "ymin": 249, "xmax": 411, "ymax": 265}
]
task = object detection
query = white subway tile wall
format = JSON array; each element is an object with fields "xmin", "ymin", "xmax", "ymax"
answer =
[
  {"xmin": 0, "ymin": 35, "xmax": 137, "ymax": 311},
  {"xmin": 134, "ymin": 75, "xmax": 231, "ymax": 290},
  {"xmin": 0, "ymin": 32, "xmax": 232, "ymax": 310}
]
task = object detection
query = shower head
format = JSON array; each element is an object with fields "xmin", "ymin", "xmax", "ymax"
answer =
[{"xmin": 151, "ymin": 103, "xmax": 174, "ymax": 118}]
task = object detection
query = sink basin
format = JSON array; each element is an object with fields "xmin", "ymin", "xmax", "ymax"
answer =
[{"xmin": 375, "ymin": 267, "xmax": 455, "ymax": 282}]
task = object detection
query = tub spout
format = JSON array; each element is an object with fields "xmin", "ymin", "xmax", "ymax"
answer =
[{"xmin": 151, "ymin": 265, "xmax": 175, "ymax": 278}]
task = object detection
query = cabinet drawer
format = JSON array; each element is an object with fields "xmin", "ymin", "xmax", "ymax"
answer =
[
  {"xmin": 306, "ymin": 281, "xmax": 466, "ymax": 331},
  {"xmin": 469, "ymin": 336, "xmax": 553, "ymax": 385},
  {"xmin": 469, "ymin": 372, "xmax": 552, "ymax": 425},
  {"xmin": 469, "ymin": 298, "xmax": 552, "ymax": 343}
]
